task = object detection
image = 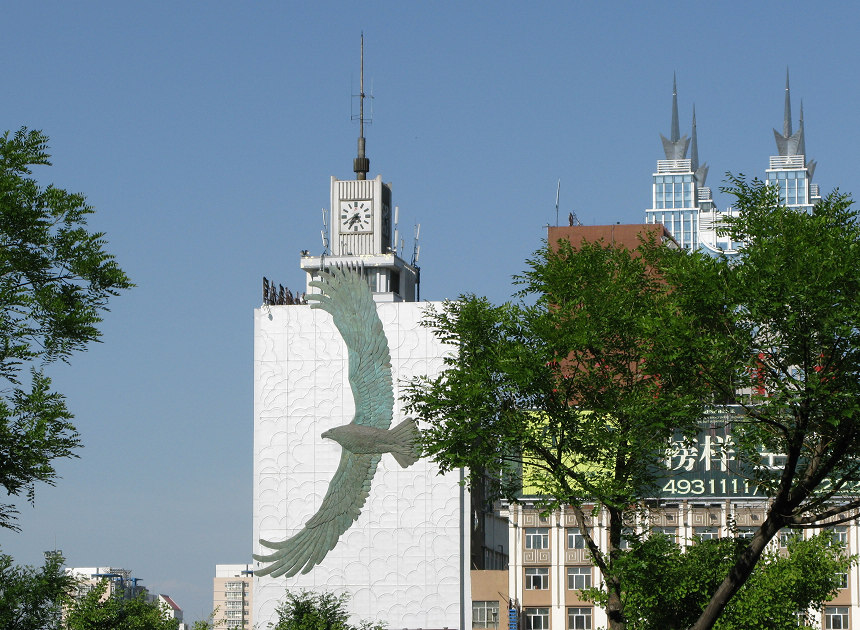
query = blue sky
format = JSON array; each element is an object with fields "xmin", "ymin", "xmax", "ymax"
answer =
[{"xmin": 2, "ymin": 1, "xmax": 859, "ymax": 621}]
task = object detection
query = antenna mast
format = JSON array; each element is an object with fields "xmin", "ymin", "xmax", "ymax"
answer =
[{"xmin": 353, "ymin": 33, "xmax": 370, "ymax": 180}]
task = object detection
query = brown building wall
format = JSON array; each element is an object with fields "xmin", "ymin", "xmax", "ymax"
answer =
[{"xmin": 548, "ymin": 223, "xmax": 676, "ymax": 253}]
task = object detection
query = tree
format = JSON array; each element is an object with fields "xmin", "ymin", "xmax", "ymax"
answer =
[
  {"xmin": 583, "ymin": 531, "xmax": 854, "ymax": 630},
  {"xmin": 656, "ymin": 178, "xmax": 860, "ymax": 629},
  {"xmin": 0, "ymin": 549, "xmax": 73, "ymax": 630},
  {"xmin": 404, "ymin": 233, "xmax": 715, "ymax": 630},
  {"xmin": 188, "ymin": 610, "xmax": 221, "ymax": 630},
  {"xmin": 64, "ymin": 580, "xmax": 179, "ymax": 630},
  {"xmin": 0, "ymin": 127, "xmax": 131, "ymax": 529},
  {"xmin": 269, "ymin": 590, "xmax": 385, "ymax": 630}
]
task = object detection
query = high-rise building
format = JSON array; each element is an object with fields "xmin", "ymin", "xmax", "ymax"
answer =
[
  {"xmin": 251, "ymin": 38, "xmax": 486, "ymax": 629},
  {"xmin": 213, "ymin": 564, "xmax": 253, "ymax": 630},
  {"xmin": 647, "ymin": 71, "xmax": 821, "ymax": 256},
  {"xmin": 766, "ymin": 69, "xmax": 821, "ymax": 211},
  {"xmin": 645, "ymin": 74, "xmax": 713, "ymax": 252}
]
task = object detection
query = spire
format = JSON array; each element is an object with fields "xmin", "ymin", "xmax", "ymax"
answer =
[
  {"xmin": 670, "ymin": 72, "xmax": 681, "ymax": 142},
  {"xmin": 660, "ymin": 74, "xmax": 690, "ymax": 160},
  {"xmin": 690, "ymin": 104, "xmax": 698, "ymax": 172},
  {"xmin": 691, "ymin": 105, "xmax": 709, "ymax": 187},
  {"xmin": 799, "ymin": 100, "xmax": 817, "ymax": 178},
  {"xmin": 783, "ymin": 68, "xmax": 792, "ymax": 138},
  {"xmin": 773, "ymin": 68, "xmax": 802, "ymax": 156},
  {"xmin": 353, "ymin": 33, "xmax": 370, "ymax": 180},
  {"xmin": 798, "ymin": 100, "xmax": 806, "ymax": 157}
]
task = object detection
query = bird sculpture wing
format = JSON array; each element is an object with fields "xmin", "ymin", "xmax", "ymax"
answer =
[{"xmin": 254, "ymin": 265, "xmax": 393, "ymax": 577}]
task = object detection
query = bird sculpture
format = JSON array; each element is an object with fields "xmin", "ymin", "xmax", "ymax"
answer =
[{"xmin": 254, "ymin": 264, "xmax": 420, "ymax": 578}]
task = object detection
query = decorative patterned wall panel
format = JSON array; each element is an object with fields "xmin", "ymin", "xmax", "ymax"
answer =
[{"xmin": 253, "ymin": 301, "xmax": 464, "ymax": 629}]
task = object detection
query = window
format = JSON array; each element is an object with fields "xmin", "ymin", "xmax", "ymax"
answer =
[
  {"xmin": 472, "ymin": 601, "xmax": 499, "ymax": 629},
  {"xmin": 767, "ymin": 170, "xmax": 808, "ymax": 206},
  {"xmin": 568, "ymin": 607, "xmax": 592, "ymax": 630},
  {"xmin": 654, "ymin": 175, "xmax": 695, "ymax": 210},
  {"xmin": 525, "ymin": 528, "xmax": 549, "ymax": 550},
  {"xmin": 525, "ymin": 567, "xmax": 549, "ymax": 590},
  {"xmin": 653, "ymin": 526, "xmax": 676, "ymax": 542},
  {"xmin": 525, "ymin": 608, "xmax": 549, "ymax": 630},
  {"xmin": 736, "ymin": 528, "xmax": 755, "ymax": 539},
  {"xmin": 619, "ymin": 527, "xmax": 635, "ymax": 550},
  {"xmin": 567, "ymin": 566, "xmax": 591, "ymax": 590},
  {"xmin": 778, "ymin": 529, "xmax": 801, "ymax": 548},
  {"xmin": 825, "ymin": 606, "xmax": 849, "ymax": 629},
  {"xmin": 827, "ymin": 526, "xmax": 849, "ymax": 547},
  {"xmin": 567, "ymin": 528, "xmax": 587, "ymax": 549},
  {"xmin": 837, "ymin": 572, "xmax": 848, "ymax": 589},
  {"xmin": 694, "ymin": 527, "xmax": 719, "ymax": 541}
]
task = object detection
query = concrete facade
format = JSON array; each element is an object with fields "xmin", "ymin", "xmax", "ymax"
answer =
[
  {"xmin": 252, "ymin": 300, "xmax": 468, "ymax": 628},
  {"xmin": 213, "ymin": 564, "xmax": 253, "ymax": 629}
]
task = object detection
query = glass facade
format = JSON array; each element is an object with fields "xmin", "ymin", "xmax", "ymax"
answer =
[
  {"xmin": 766, "ymin": 170, "xmax": 808, "ymax": 206},
  {"xmin": 654, "ymin": 174, "xmax": 694, "ymax": 209},
  {"xmin": 646, "ymin": 207, "xmax": 698, "ymax": 250}
]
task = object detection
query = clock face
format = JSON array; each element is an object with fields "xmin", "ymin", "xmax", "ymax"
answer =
[{"xmin": 340, "ymin": 200, "xmax": 372, "ymax": 233}]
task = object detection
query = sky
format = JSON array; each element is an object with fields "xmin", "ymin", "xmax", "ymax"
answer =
[{"xmin": 2, "ymin": 1, "xmax": 860, "ymax": 622}]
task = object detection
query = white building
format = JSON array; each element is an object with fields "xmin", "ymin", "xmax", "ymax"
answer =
[
  {"xmin": 252, "ymin": 43, "xmax": 471, "ymax": 629},
  {"xmin": 647, "ymin": 71, "xmax": 821, "ymax": 257}
]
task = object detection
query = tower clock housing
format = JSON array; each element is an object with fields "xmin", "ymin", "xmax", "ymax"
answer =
[
  {"xmin": 300, "ymin": 173, "xmax": 418, "ymax": 303},
  {"xmin": 331, "ymin": 175, "xmax": 392, "ymax": 256},
  {"xmin": 299, "ymin": 35, "xmax": 418, "ymax": 303}
]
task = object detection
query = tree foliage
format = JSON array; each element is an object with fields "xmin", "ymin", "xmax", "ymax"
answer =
[
  {"xmin": 0, "ymin": 127, "xmax": 131, "ymax": 529},
  {"xmin": 64, "ymin": 580, "xmax": 179, "ymax": 630},
  {"xmin": 0, "ymin": 549, "xmax": 73, "ymax": 630},
  {"xmin": 653, "ymin": 178, "xmax": 860, "ymax": 629},
  {"xmin": 584, "ymin": 531, "xmax": 853, "ymax": 630},
  {"xmin": 269, "ymin": 590, "xmax": 385, "ymax": 630},
  {"xmin": 406, "ymin": 177, "xmax": 860, "ymax": 630},
  {"xmin": 404, "ymin": 234, "xmax": 715, "ymax": 630}
]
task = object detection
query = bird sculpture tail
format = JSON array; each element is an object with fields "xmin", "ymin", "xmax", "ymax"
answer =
[{"xmin": 389, "ymin": 418, "xmax": 420, "ymax": 468}]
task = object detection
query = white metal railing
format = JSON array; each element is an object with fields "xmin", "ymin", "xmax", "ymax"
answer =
[
  {"xmin": 657, "ymin": 159, "xmax": 692, "ymax": 173},
  {"xmin": 769, "ymin": 155, "xmax": 805, "ymax": 169}
]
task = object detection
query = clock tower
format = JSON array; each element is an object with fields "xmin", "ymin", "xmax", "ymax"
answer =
[{"xmin": 300, "ymin": 36, "xmax": 419, "ymax": 302}]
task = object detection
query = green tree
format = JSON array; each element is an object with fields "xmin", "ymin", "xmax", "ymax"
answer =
[
  {"xmin": 64, "ymin": 580, "xmax": 179, "ymax": 630},
  {"xmin": 0, "ymin": 549, "xmax": 73, "ymax": 630},
  {"xmin": 656, "ymin": 178, "xmax": 860, "ymax": 630},
  {"xmin": 189, "ymin": 609, "xmax": 221, "ymax": 630},
  {"xmin": 0, "ymin": 127, "xmax": 131, "ymax": 529},
  {"xmin": 584, "ymin": 531, "xmax": 853, "ymax": 630},
  {"xmin": 404, "ymin": 234, "xmax": 715, "ymax": 630},
  {"xmin": 269, "ymin": 590, "xmax": 385, "ymax": 630}
]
